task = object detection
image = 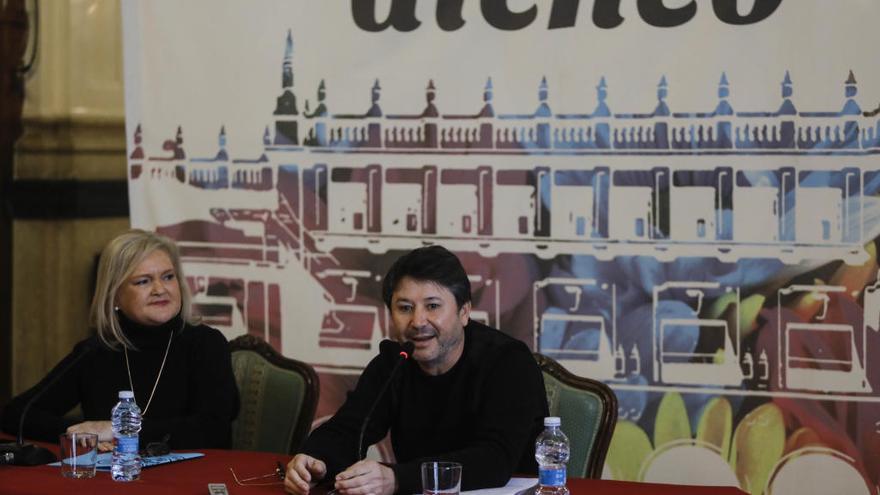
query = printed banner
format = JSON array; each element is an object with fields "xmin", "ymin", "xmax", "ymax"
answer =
[{"xmin": 122, "ymin": 2, "xmax": 880, "ymax": 493}]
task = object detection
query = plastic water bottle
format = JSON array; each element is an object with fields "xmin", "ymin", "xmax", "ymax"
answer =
[
  {"xmin": 535, "ymin": 416, "xmax": 570, "ymax": 495},
  {"xmin": 111, "ymin": 390, "xmax": 142, "ymax": 481}
]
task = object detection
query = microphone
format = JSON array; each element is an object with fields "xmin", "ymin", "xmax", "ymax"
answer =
[
  {"xmin": 0, "ymin": 340, "xmax": 97, "ymax": 466},
  {"xmin": 357, "ymin": 340, "xmax": 414, "ymax": 460}
]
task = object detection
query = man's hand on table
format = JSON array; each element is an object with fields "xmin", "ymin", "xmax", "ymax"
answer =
[
  {"xmin": 333, "ymin": 460, "xmax": 396, "ymax": 495},
  {"xmin": 285, "ymin": 454, "xmax": 327, "ymax": 495},
  {"xmin": 284, "ymin": 455, "xmax": 397, "ymax": 495}
]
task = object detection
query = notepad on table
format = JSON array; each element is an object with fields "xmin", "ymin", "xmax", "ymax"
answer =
[{"xmin": 49, "ymin": 452, "xmax": 204, "ymax": 470}]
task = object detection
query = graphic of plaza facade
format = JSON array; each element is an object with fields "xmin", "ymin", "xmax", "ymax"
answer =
[{"xmin": 128, "ymin": 31, "xmax": 880, "ymax": 403}]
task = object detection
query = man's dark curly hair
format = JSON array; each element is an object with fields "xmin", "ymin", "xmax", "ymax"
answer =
[{"xmin": 381, "ymin": 245, "xmax": 471, "ymax": 309}]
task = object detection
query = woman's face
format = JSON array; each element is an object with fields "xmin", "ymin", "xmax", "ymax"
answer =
[{"xmin": 115, "ymin": 249, "xmax": 182, "ymax": 327}]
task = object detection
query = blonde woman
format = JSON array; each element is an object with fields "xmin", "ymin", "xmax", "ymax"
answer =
[{"xmin": 1, "ymin": 229, "xmax": 239, "ymax": 451}]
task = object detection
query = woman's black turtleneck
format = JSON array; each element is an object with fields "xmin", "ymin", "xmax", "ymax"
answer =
[{"xmin": 0, "ymin": 314, "xmax": 239, "ymax": 449}]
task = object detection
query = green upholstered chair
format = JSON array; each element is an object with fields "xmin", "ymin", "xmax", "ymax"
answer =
[
  {"xmin": 534, "ymin": 353, "xmax": 617, "ymax": 479},
  {"xmin": 229, "ymin": 334, "xmax": 319, "ymax": 454}
]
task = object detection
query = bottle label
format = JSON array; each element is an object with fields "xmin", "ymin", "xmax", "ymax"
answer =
[
  {"xmin": 115, "ymin": 436, "xmax": 139, "ymax": 454},
  {"xmin": 539, "ymin": 467, "xmax": 566, "ymax": 486}
]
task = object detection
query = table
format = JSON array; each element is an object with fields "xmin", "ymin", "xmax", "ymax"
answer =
[
  {"xmin": 0, "ymin": 436, "xmax": 746, "ymax": 495},
  {"xmin": 1, "ymin": 457, "xmax": 747, "ymax": 495},
  {"xmin": 0, "ymin": 446, "xmax": 288, "ymax": 494},
  {"xmin": 566, "ymin": 478, "xmax": 745, "ymax": 495}
]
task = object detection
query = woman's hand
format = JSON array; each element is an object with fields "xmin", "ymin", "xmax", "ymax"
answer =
[{"xmin": 67, "ymin": 420, "xmax": 113, "ymax": 451}]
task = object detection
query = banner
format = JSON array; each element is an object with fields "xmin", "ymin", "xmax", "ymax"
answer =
[{"xmin": 122, "ymin": 2, "xmax": 880, "ymax": 493}]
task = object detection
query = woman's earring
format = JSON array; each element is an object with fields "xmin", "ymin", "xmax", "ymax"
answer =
[{"xmin": 114, "ymin": 306, "xmax": 119, "ymax": 311}]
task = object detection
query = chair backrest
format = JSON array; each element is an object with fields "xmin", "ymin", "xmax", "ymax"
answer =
[
  {"xmin": 534, "ymin": 353, "xmax": 618, "ymax": 479},
  {"xmin": 229, "ymin": 334, "xmax": 319, "ymax": 454}
]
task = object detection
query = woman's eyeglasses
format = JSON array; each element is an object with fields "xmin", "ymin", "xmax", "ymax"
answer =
[{"xmin": 141, "ymin": 434, "xmax": 171, "ymax": 457}]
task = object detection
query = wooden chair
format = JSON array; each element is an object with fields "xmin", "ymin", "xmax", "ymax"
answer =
[
  {"xmin": 534, "ymin": 353, "xmax": 618, "ymax": 478},
  {"xmin": 229, "ymin": 334, "xmax": 319, "ymax": 454}
]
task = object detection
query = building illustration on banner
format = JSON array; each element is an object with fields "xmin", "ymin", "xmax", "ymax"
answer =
[
  {"xmin": 777, "ymin": 284, "xmax": 872, "ymax": 394},
  {"xmin": 532, "ymin": 277, "xmax": 620, "ymax": 381},
  {"xmin": 127, "ymin": 30, "xmax": 880, "ymax": 404},
  {"xmin": 652, "ymin": 282, "xmax": 743, "ymax": 388}
]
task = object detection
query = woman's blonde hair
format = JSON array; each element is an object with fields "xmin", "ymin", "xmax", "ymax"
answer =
[{"xmin": 89, "ymin": 229, "xmax": 194, "ymax": 349}]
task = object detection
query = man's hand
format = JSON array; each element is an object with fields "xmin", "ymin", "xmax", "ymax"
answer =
[
  {"xmin": 333, "ymin": 460, "xmax": 397, "ymax": 495},
  {"xmin": 285, "ymin": 454, "xmax": 327, "ymax": 495}
]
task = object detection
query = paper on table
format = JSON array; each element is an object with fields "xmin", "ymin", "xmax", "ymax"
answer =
[
  {"xmin": 49, "ymin": 452, "xmax": 204, "ymax": 470},
  {"xmin": 461, "ymin": 477, "xmax": 538, "ymax": 495}
]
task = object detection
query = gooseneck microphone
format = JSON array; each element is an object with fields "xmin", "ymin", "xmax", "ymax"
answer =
[
  {"xmin": 0, "ymin": 340, "xmax": 97, "ymax": 466},
  {"xmin": 357, "ymin": 340, "xmax": 414, "ymax": 461}
]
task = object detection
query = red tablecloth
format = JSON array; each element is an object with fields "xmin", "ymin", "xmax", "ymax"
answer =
[
  {"xmin": 0, "ymin": 447, "xmax": 289, "ymax": 494},
  {"xmin": 0, "ymin": 435, "xmax": 746, "ymax": 495},
  {"xmin": 567, "ymin": 477, "xmax": 745, "ymax": 495},
  {"xmin": 1, "ymin": 456, "xmax": 747, "ymax": 495}
]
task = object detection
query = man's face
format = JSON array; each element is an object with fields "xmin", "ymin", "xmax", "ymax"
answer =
[{"xmin": 390, "ymin": 276, "xmax": 470, "ymax": 376}]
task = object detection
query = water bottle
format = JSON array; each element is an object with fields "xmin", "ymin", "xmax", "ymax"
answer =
[
  {"xmin": 535, "ymin": 416, "xmax": 570, "ymax": 495},
  {"xmin": 111, "ymin": 390, "xmax": 142, "ymax": 481}
]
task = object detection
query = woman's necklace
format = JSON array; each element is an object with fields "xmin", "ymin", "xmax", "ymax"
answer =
[{"xmin": 123, "ymin": 329, "xmax": 174, "ymax": 417}]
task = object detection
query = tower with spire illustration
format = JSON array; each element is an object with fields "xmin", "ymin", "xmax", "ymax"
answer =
[
  {"xmin": 535, "ymin": 76, "xmax": 552, "ymax": 148},
  {"xmin": 842, "ymin": 70, "xmax": 861, "ymax": 148},
  {"xmin": 274, "ymin": 30, "xmax": 299, "ymax": 145}
]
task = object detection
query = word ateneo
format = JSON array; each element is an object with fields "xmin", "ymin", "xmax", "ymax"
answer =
[{"xmin": 350, "ymin": 0, "xmax": 784, "ymax": 32}]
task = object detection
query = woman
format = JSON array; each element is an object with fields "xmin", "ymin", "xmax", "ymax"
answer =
[{"xmin": 1, "ymin": 229, "xmax": 239, "ymax": 451}]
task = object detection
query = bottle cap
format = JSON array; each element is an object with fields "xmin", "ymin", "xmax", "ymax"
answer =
[
  {"xmin": 544, "ymin": 416, "xmax": 561, "ymax": 426},
  {"xmin": 118, "ymin": 390, "xmax": 134, "ymax": 399}
]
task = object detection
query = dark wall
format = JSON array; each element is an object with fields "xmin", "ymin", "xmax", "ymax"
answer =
[{"xmin": 0, "ymin": 0, "xmax": 29, "ymax": 407}]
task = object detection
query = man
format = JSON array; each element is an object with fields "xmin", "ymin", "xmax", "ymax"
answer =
[{"xmin": 285, "ymin": 246, "xmax": 548, "ymax": 495}]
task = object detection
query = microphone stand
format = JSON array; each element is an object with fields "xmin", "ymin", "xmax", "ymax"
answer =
[
  {"xmin": 357, "ymin": 341, "xmax": 414, "ymax": 460},
  {"xmin": 0, "ymin": 343, "xmax": 95, "ymax": 466}
]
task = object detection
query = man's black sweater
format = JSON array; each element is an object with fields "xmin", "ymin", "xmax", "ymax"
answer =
[{"xmin": 302, "ymin": 320, "xmax": 548, "ymax": 493}]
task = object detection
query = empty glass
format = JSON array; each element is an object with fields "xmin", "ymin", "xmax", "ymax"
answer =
[
  {"xmin": 421, "ymin": 461, "xmax": 462, "ymax": 495},
  {"xmin": 59, "ymin": 432, "xmax": 98, "ymax": 479}
]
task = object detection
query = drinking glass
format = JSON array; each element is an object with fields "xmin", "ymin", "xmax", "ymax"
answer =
[
  {"xmin": 421, "ymin": 461, "xmax": 462, "ymax": 495},
  {"xmin": 59, "ymin": 432, "xmax": 98, "ymax": 479}
]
